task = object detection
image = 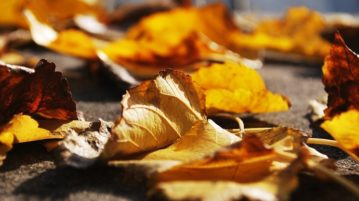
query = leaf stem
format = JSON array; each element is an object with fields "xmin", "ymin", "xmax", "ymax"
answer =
[{"xmin": 307, "ymin": 138, "xmax": 340, "ymax": 148}]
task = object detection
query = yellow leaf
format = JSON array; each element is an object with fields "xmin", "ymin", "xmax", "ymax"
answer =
[
  {"xmin": 0, "ymin": 0, "xmax": 27, "ymax": 27},
  {"xmin": 149, "ymin": 135, "xmax": 306, "ymax": 201},
  {"xmin": 24, "ymin": 10, "xmax": 100, "ymax": 59},
  {"xmin": 192, "ymin": 61, "xmax": 290, "ymax": 114},
  {"xmin": 139, "ymin": 120, "xmax": 239, "ymax": 162},
  {"xmin": 103, "ymin": 70, "xmax": 207, "ymax": 159},
  {"xmin": 321, "ymin": 110, "xmax": 359, "ymax": 161}
]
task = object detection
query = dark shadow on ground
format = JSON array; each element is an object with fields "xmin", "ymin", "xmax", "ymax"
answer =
[{"xmin": 13, "ymin": 166, "xmax": 147, "ymax": 201}]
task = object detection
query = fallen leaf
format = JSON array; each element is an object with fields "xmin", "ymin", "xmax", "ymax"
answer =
[
  {"xmin": 319, "ymin": 32, "xmax": 359, "ymax": 161},
  {"xmin": 0, "ymin": 59, "xmax": 77, "ymax": 124},
  {"xmin": 55, "ymin": 119, "xmax": 113, "ymax": 168},
  {"xmin": 191, "ymin": 61, "xmax": 290, "ymax": 114},
  {"xmin": 321, "ymin": 110, "xmax": 359, "ymax": 161},
  {"xmin": 322, "ymin": 32, "xmax": 359, "ymax": 118},
  {"xmin": 149, "ymin": 135, "xmax": 308, "ymax": 201},
  {"xmin": 24, "ymin": 10, "xmax": 103, "ymax": 59},
  {"xmin": 138, "ymin": 120, "xmax": 239, "ymax": 162},
  {"xmin": 102, "ymin": 69, "xmax": 206, "ymax": 159},
  {"xmin": 0, "ymin": 114, "xmax": 60, "ymax": 165},
  {"xmin": 98, "ymin": 3, "xmax": 257, "ymax": 79}
]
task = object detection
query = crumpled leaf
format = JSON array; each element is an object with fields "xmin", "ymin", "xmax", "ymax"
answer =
[
  {"xmin": 149, "ymin": 135, "xmax": 309, "ymax": 201},
  {"xmin": 322, "ymin": 32, "xmax": 359, "ymax": 117},
  {"xmin": 0, "ymin": 59, "xmax": 77, "ymax": 124},
  {"xmin": 55, "ymin": 119, "xmax": 113, "ymax": 168},
  {"xmin": 319, "ymin": 32, "xmax": 359, "ymax": 161},
  {"xmin": 0, "ymin": 114, "xmax": 61, "ymax": 165},
  {"xmin": 191, "ymin": 61, "xmax": 290, "ymax": 114},
  {"xmin": 102, "ymin": 69, "xmax": 206, "ymax": 159}
]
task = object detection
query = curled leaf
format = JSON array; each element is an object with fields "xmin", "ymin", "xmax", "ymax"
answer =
[
  {"xmin": 103, "ymin": 70, "xmax": 206, "ymax": 159},
  {"xmin": 0, "ymin": 59, "xmax": 77, "ymax": 124},
  {"xmin": 191, "ymin": 61, "xmax": 290, "ymax": 114},
  {"xmin": 55, "ymin": 119, "xmax": 113, "ymax": 168},
  {"xmin": 138, "ymin": 120, "xmax": 240, "ymax": 162},
  {"xmin": 149, "ymin": 135, "xmax": 307, "ymax": 201},
  {"xmin": 322, "ymin": 32, "xmax": 359, "ymax": 118},
  {"xmin": 320, "ymin": 32, "xmax": 359, "ymax": 161}
]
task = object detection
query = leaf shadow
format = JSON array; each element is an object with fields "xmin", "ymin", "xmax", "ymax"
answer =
[
  {"xmin": 13, "ymin": 165, "xmax": 147, "ymax": 200},
  {"xmin": 292, "ymin": 174, "xmax": 359, "ymax": 201}
]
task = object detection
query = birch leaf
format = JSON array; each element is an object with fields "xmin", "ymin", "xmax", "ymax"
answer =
[
  {"xmin": 103, "ymin": 70, "xmax": 206, "ymax": 159},
  {"xmin": 191, "ymin": 61, "xmax": 290, "ymax": 114}
]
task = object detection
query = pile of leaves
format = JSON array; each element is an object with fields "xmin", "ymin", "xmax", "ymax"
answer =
[{"xmin": 0, "ymin": 1, "xmax": 359, "ymax": 201}]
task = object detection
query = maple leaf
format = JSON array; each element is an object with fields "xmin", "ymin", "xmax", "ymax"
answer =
[
  {"xmin": 0, "ymin": 59, "xmax": 77, "ymax": 124},
  {"xmin": 320, "ymin": 32, "xmax": 359, "ymax": 161},
  {"xmin": 191, "ymin": 61, "xmax": 290, "ymax": 114},
  {"xmin": 102, "ymin": 69, "xmax": 207, "ymax": 159}
]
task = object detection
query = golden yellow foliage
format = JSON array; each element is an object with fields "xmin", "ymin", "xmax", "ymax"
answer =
[
  {"xmin": 192, "ymin": 61, "xmax": 290, "ymax": 114},
  {"xmin": 321, "ymin": 110, "xmax": 359, "ymax": 161}
]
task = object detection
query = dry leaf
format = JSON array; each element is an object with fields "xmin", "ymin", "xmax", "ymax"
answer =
[
  {"xmin": 24, "ymin": 10, "xmax": 102, "ymax": 59},
  {"xmin": 321, "ymin": 110, "xmax": 359, "ymax": 161},
  {"xmin": 55, "ymin": 119, "xmax": 113, "ymax": 168},
  {"xmin": 149, "ymin": 135, "xmax": 308, "ymax": 201},
  {"xmin": 0, "ymin": 59, "xmax": 77, "ymax": 124},
  {"xmin": 98, "ymin": 3, "xmax": 258, "ymax": 79},
  {"xmin": 0, "ymin": 114, "xmax": 61, "ymax": 165},
  {"xmin": 102, "ymin": 69, "xmax": 206, "ymax": 159},
  {"xmin": 322, "ymin": 32, "xmax": 359, "ymax": 117},
  {"xmin": 320, "ymin": 32, "xmax": 359, "ymax": 161},
  {"xmin": 138, "ymin": 120, "xmax": 239, "ymax": 162},
  {"xmin": 192, "ymin": 61, "xmax": 290, "ymax": 114}
]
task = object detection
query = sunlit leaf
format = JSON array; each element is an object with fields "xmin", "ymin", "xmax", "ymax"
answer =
[
  {"xmin": 139, "ymin": 120, "xmax": 239, "ymax": 162},
  {"xmin": 321, "ymin": 110, "xmax": 359, "ymax": 161},
  {"xmin": 24, "ymin": 10, "xmax": 102, "ymax": 59},
  {"xmin": 191, "ymin": 61, "xmax": 290, "ymax": 114},
  {"xmin": 0, "ymin": 59, "xmax": 77, "ymax": 124},
  {"xmin": 149, "ymin": 135, "xmax": 309, "ymax": 201},
  {"xmin": 102, "ymin": 70, "xmax": 206, "ymax": 159}
]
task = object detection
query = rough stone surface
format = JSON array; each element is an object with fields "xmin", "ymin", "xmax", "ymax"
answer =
[{"xmin": 0, "ymin": 50, "xmax": 358, "ymax": 201}]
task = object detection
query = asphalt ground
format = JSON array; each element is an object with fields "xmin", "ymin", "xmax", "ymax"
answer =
[{"xmin": 0, "ymin": 48, "xmax": 358, "ymax": 201}]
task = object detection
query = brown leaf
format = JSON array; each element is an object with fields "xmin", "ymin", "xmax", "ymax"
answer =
[
  {"xmin": 102, "ymin": 69, "xmax": 206, "ymax": 159},
  {"xmin": 322, "ymin": 32, "xmax": 359, "ymax": 118},
  {"xmin": 0, "ymin": 59, "xmax": 77, "ymax": 124}
]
